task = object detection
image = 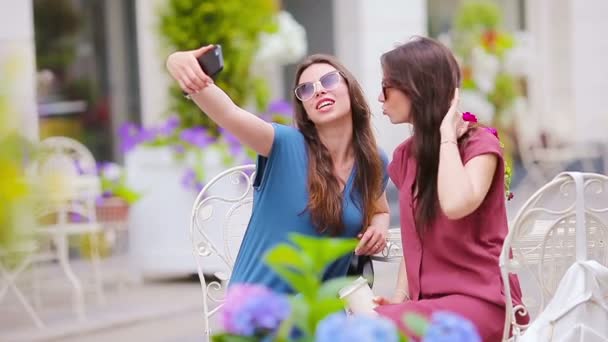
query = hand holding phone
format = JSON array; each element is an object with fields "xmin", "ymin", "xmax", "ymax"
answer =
[
  {"xmin": 181, "ymin": 44, "xmax": 224, "ymax": 98},
  {"xmin": 197, "ymin": 44, "xmax": 223, "ymax": 79}
]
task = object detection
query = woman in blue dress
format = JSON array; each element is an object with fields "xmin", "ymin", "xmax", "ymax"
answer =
[{"xmin": 166, "ymin": 46, "xmax": 390, "ymax": 293}]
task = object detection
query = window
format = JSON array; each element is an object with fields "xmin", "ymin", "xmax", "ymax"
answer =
[{"xmin": 34, "ymin": 0, "xmax": 140, "ymax": 162}]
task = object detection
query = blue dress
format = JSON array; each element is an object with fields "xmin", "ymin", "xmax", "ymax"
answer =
[{"xmin": 229, "ymin": 124, "xmax": 389, "ymax": 293}]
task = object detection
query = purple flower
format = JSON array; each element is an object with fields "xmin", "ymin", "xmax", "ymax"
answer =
[
  {"xmin": 316, "ymin": 313, "xmax": 399, "ymax": 342},
  {"xmin": 118, "ymin": 122, "xmax": 139, "ymax": 139},
  {"xmin": 69, "ymin": 212, "xmax": 88, "ymax": 223},
  {"xmin": 96, "ymin": 191, "xmax": 114, "ymax": 205},
  {"xmin": 180, "ymin": 168, "xmax": 205, "ymax": 193},
  {"xmin": 181, "ymin": 168, "xmax": 197, "ymax": 189},
  {"xmin": 266, "ymin": 99, "xmax": 293, "ymax": 117},
  {"xmin": 422, "ymin": 312, "xmax": 481, "ymax": 342},
  {"xmin": 74, "ymin": 159, "xmax": 86, "ymax": 175},
  {"xmin": 462, "ymin": 112, "xmax": 478, "ymax": 123},
  {"xmin": 118, "ymin": 122, "xmax": 141, "ymax": 153},
  {"xmin": 137, "ymin": 127, "xmax": 159, "ymax": 143},
  {"xmin": 219, "ymin": 127, "xmax": 242, "ymax": 155},
  {"xmin": 180, "ymin": 127, "xmax": 213, "ymax": 148},
  {"xmin": 158, "ymin": 116, "xmax": 180, "ymax": 136},
  {"xmin": 485, "ymin": 127, "xmax": 499, "ymax": 138},
  {"xmin": 172, "ymin": 144, "xmax": 186, "ymax": 155},
  {"xmin": 98, "ymin": 162, "xmax": 122, "ymax": 182},
  {"xmin": 222, "ymin": 284, "xmax": 290, "ymax": 337},
  {"xmin": 96, "ymin": 196, "xmax": 105, "ymax": 206}
]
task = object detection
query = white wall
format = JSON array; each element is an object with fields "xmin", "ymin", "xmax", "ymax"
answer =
[
  {"xmin": 526, "ymin": 0, "xmax": 608, "ymax": 144},
  {"xmin": 333, "ymin": 0, "xmax": 427, "ymax": 157},
  {"xmin": 0, "ymin": 0, "xmax": 38, "ymax": 141},
  {"xmin": 135, "ymin": 0, "xmax": 171, "ymax": 126},
  {"xmin": 570, "ymin": 0, "xmax": 608, "ymax": 143}
]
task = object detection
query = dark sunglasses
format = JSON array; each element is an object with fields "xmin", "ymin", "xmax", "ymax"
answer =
[{"xmin": 294, "ymin": 70, "xmax": 342, "ymax": 102}]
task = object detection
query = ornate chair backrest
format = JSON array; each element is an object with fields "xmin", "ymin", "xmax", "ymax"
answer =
[
  {"xmin": 28, "ymin": 136, "xmax": 101, "ymax": 230},
  {"xmin": 29, "ymin": 136, "xmax": 100, "ymax": 200},
  {"xmin": 500, "ymin": 172, "xmax": 608, "ymax": 340},
  {"xmin": 189, "ymin": 164, "xmax": 256, "ymax": 339}
]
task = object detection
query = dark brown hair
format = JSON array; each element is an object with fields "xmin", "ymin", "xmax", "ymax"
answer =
[
  {"xmin": 381, "ymin": 36, "xmax": 461, "ymax": 233},
  {"xmin": 293, "ymin": 54, "xmax": 384, "ymax": 236}
]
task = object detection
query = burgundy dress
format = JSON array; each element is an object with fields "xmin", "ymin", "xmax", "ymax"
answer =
[{"xmin": 376, "ymin": 128, "xmax": 528, "ymax": 341}]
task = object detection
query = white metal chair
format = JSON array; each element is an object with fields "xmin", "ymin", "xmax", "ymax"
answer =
[
  {"xmin": 27, "ymin": 136, "xmax": 106, "ymax": 320},
  {"xmin": 189, "ymin": 164, "xmax": 256, "ymax": 340},
  {"xmin": 500, "ymin": 172, "xmax": 608, "ymax": 340},
  {"xmin": 0, "ymin": 241, "xmax": 49, "ymax": 328}
]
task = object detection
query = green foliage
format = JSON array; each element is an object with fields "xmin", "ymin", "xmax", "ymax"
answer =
[
  {"xmin": 452, "ymin": 1, "xmax": 520, "ymax": 199},
  {"xmin": 489, "ymin": 73, "xmax": 519, "ymax": 118},
  {"xmin": 100, "ymin": 177, "xmax": 141, "ymax": 205},
  {"xmin": 0, "ymin": 134, "xmax": 32, "ymax": 251},
  {"xmin": 403, "ymin": 313, "xmax": 430, "ymax": 337},
  {"xmin": 158, "ymin": 0, "xmax": 278, "ymax": 134},
  {"xmin": 455, "ymin": 0, "xmax": 501, "ymax": 32},
  {"xmin": 212, "ymin": 335, "xmax": 258, "ymax": 342},
  {"xmin": 264, "ymin": 234, "xmax": 359, "ymax": 339},
  {"xmin": 0, "ymin": 62, "xmax": 36, "ymax": 253}
]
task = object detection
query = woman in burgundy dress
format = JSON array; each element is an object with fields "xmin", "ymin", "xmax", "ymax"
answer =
[{"xmin": 374, "ymin": 36, "xmax": 528, "ymax": 341}]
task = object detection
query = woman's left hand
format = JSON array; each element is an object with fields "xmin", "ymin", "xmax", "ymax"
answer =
[
  {"xmin": 355, "ymin": 225, "xmax": 387, "ymax": 256},
  {"xmin": 440, "ymin": 88, "xmax": 468, "ymax": 140}
]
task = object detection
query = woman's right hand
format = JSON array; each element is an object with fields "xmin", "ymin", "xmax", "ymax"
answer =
[{"xmin": 166, "ymin": 45, "xmax": 215, "ymax": 95}]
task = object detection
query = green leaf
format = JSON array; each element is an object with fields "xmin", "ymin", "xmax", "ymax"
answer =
[
  {"xmin": 264, "ymin": 244, "xmax": 310, "ymax": 272},
  {"xmin": 317, "ymin": 277, "xmax": 357, "ymax": 300},
  {"xmin": 402, "ymin": 313, "xmax": 430, "ymax": 337},
  {"xmin": 290, "ymin": 234, "xmax": 358, "ymax": 275},
  {"xmin": 211, "ymin": 333, "xmax": 258, "ymax": 342},
  {"xmin": 398, "ymin": 334, "xmax": 409, "ymax": 342},
  {"xmin": 270, "ymin": 265, "xmax": 318, "ymax": 299}
]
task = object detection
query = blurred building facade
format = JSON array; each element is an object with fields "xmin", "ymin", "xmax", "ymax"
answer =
[{"xmin": 1, "ymin": 0, "xmax": 607, "ymax": 163}]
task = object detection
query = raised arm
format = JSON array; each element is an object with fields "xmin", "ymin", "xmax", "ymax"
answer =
[
  {"xmin": 437, "ymin": 89, "xmax": 497, "ymax": 219},
  {"xmin": 166, "ymin": 45, "xmax": 274, "ymax": 156}
]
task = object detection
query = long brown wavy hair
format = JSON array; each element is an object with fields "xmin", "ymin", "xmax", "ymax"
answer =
[
  {"xmin": 381, "ymin": 37, "xmax": 461, "ymax": 234},
  {"xmin": 293, "ymin": 54, "xmax": 384, "ymax": 236}
]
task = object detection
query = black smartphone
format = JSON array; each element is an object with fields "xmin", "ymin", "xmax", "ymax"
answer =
[{"xmin": 197, "ymin": 44, "xmax": 224, "ymax": 79}]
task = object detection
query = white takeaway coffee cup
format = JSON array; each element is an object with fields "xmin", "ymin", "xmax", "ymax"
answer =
[{"xmin": 338, "ymin": 276, "xmax": 378, "ymax": 316}]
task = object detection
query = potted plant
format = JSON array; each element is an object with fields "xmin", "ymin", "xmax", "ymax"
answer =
[
  {"xmin": 213, "ymin": 234, "xmax": 482, "ymax": 342},
  {"xmin": 96, "ymin": 161, "xmax": 140, "ymax": 222}
]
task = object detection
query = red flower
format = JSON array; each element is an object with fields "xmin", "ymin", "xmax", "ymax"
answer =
[
  {"xmin": 481, "ymin": 30, "xmax": 498, "ymax": 51},
  {"xmin": 462, "ymin": 112, "xmax": 478, "ymax": 123}
]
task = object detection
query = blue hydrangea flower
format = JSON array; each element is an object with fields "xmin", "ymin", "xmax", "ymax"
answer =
[
  {"xmin": 422, "ymin": 311, "xmax": 481, "ymax": 342},
  {"xmin": 222, "ymin": 284, "xmax": 290, "ymax": 337},
  {"xmin": 315, "ymin": 313, "xmax": 399, "ymax": 342}
]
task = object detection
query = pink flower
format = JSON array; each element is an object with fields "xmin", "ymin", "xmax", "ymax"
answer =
[
  {"xmin": 485, "ymin": 127, "xmax": 499, "ymax": 138},
  {"xmin": 462, "ymin": 112, "xmax": 478, "ymax": 123}
]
